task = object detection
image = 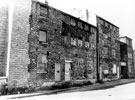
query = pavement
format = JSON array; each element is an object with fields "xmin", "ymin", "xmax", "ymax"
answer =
[{"xmin": 1, "ymin": 78, "xmax": 135, "ymax": 99}]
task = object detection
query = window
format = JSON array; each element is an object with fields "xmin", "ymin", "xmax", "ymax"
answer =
[
  {"xmin": 85, "ymin": 41, "xmax": 89, "ymax": 48},
  {"xmin": 84, "ymin": 24, "xmax": 89, "ymax": 31},
  {"xmin": 37, "ymin": 54, "xmax": 47, "ymax": 73},
  {"xmin": 40, "ymin": 6, "xmax": 48, "ymax": 17},
  {"xmin": 91, "ymin": 27, "xmax": 95, "ymax": 33},
  {"xmin": 105, "ymin": 22, "xmax": 108, "ymax": 27},
  {"xmin": 39, "ymin": 30, "xmax": 47, "ymax": 42},
  {"xmin": 71, "ymin": 18, "xmax": 76, "ymax": 26},
  {"xmin": 78, "ymin": 39, "xmax": 83, "ymax": 47},
  {"xmin": 78, "ymin": 21, "xmax": 83, "ymax": 29},
  {"xmin": 104, "ymin": 47, "xmax": 108, "ymax": 55},
  {"xmin": 128, "ymin": 53, "xmax": 132, "ymax": 59},
  {"xmin": 100, "ymin": 20, "xmax": 103, "ymax": 25},
  {"xmin": 112, "ymin": 49, "xmax": 116, "ymax": 57},
  {"xmin": 71, "ymin": 38, "xmax": 77, "ymax": 46}
]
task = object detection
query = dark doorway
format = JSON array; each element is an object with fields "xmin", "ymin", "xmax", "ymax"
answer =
[{"xmin": 121, "ymin": 66, "xmax": 128, "ymax": 78}]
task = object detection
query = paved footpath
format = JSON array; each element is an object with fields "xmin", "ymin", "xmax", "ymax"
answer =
[{"xmin": 1, "ymin": 79, "xmax": 135, "ymax": 99}]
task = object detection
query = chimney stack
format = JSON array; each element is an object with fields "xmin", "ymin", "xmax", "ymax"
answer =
[{"xmin": 86, "ymin": 9, "xmax": 89, "ymax": 22}]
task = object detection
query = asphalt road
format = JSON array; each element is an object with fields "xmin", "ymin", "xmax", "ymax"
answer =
[{"xmin": 1, "ymin": 82, "xmax": 135, "ymax": 100}]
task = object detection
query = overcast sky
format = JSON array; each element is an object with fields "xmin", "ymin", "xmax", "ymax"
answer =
[
  {"xmin": 0, "ymin": 0, "xmax": 135, "ymax": 48},
  {"xmin": 38, "ymin": 0, "xmax": 135, "ymax": 49}
]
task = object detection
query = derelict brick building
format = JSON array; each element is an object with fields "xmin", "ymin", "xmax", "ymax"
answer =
[
  {"xmin": 0, "ymin": 0, "xmax": 97, "ymax": 87},
  {"xmin": 28, "ymin": 1, "xmax": 97, "ymax": 86},
  {"xmin": 96, "ymin": 16, "xmax": 120, "ymax": 81}
]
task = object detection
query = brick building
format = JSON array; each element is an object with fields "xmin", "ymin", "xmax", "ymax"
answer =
[
  {"xmin": 120, "ymin": 36, "xmax": 134, "ymax": 78},
  {"xmin": 28, "ymin": 1, "xmax": 97, "ymax": 86},
  {"xmin": 96, "ymin": 16, "xmax": 120, "ymax": 81},
  {"xmin": 0, "ymin": 4, "xmax": 8, "ymax": 85},
  {"xmin": 0, "ymin": 0, "xmax": 131, "ymax": 88},
  {"xmin": 0, "ymin": 0, "xmax": 97, "ymax": 87}
]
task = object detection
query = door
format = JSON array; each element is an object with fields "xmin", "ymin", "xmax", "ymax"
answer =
[
  {"xmin": 65, "ymin": 62, "xmax": 71, "ymax": 81},
  {"xmin": 55, "ymin": 63, "xmax": 61, "ymax": 81},
  {"xmin": 121, "ymin": 66, "xmax": 127, "ymax": 78}
]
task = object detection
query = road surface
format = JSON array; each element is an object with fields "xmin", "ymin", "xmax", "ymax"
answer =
[{"xmin": 1, "ymin": 82, "xmax": 135, "ymax": 100}]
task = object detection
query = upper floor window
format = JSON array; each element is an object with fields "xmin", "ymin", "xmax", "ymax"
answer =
[
  {"xmin": 39, "ymin": 30, "xmax": 47, "ymax": 42},
  {"xmin": 78, "ymin": 21, "xmax": 83, "ymax": 29},
  {"xmin": 84, "ymin": 24, "xmax": 89, "ymax": 31},
  {"xmin": 112, "ymin": 49, "xmax": 116, "ymax": 57},
  {"xmin": 40, "ymin": 6, "xmax": 48, "ymax": 17},
  {"xmin": 91, "ymin": 27, "xmax": 95, "ymax": 34},
  {"xmin": 128, "ymin": 53, "xmax": 132, "ymax": 59},
  {"xmin": 78, "ymin": 39, "xmax": 83, "ymax": 47},
  {"xmin": 70, "ymin": 18, "xmax": 76, "ymax": 26},
  {"xmin": 105, "ymin": 22, "xmax": 108, "ymax": 27},
  {"xmin": 71, "ymin": 38, "xmax": 77, "ymax": 46},
  {"xmin": 85, "ymin": 41, "xmax": 89, "ymax": 48}
]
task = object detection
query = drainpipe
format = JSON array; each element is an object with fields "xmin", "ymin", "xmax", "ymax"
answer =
[
  {"xmin": 6, "ymin": 1, "xmax": 14, "ymax": 81},
  {"xmin": 96, "ymin": 22, "xmax": 100, "ymax": 82}
]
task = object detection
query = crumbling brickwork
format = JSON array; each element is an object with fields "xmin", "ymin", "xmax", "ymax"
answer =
[{"xmin": 28, "ymin": 1, "xmax": 97, "ymax": 86}]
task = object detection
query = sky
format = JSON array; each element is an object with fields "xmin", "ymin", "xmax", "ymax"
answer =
[
  {"xmin": 38, "ymin": 0, "xmax": 135, "ymax": 49},
  {"xmin": 0, "ymin": 0, "xmax": 135, "ymax": 48}
]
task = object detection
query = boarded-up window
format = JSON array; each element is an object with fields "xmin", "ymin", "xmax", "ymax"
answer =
[
  {"xmin": 39, "ymin": 31, "xmax": 47, "ymax": 42},
  {"xmin": 40, "ymin": 6, "xmax": 48, "ymax": 17},
  {"xmin": 37, "ymin": 54, "xmax": 47, "ymax": 73},
  {"xmin": 71, "ymin": 18, "xmax": 76, "ymax": 26}
]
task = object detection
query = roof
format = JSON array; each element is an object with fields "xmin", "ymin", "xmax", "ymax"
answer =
[
  {"xmin": 34, "ymin": 1, "xmax": 97, "ymax": 28},
  {"xmin": 120, "ymin": 36, "xmax": 132, "ymax": 40},
  {"xmin": 96, "ymin": 15, "xmax": 119, "ymax": 28}
]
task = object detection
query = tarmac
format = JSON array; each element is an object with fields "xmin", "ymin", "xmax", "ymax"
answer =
[{"xmin": 1, "ymin": 78, "xmax": 135, "ymax": 99}]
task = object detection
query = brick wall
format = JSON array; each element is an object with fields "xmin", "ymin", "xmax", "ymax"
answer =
[
  {"xmin": 9, "ymin": 0, "xmax": 31, "ymax": 86},
  {"xmin": 0, "ymin": 5, "xmax": 8, "ymax": 77}
]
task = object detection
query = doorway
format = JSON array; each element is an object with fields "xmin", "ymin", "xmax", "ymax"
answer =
[
  {"xmin": 55, "ymin": 63, "xmax": 61, "ymax": 82},
  {"xmin": 65, "ymin": 62, "xmax": 71, "ymax": 81}
]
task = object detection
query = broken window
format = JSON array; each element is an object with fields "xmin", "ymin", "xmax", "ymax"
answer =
[{"xmin": 37, "ymin": 54, "xmax": 47, "ymax": 73}]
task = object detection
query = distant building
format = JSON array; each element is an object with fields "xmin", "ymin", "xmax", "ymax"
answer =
[
  {"xmin": 120, "ymin": 36, "xmax": 134, "ymax": 78},
  {"xmin": 96, "ymin": 16, "xmax": 120, "ymax": 81}
]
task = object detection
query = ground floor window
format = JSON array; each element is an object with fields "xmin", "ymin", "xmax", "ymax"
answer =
[{"xmin": 37, "ymin": 54, "xmax": 47, "ymax": 73}]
